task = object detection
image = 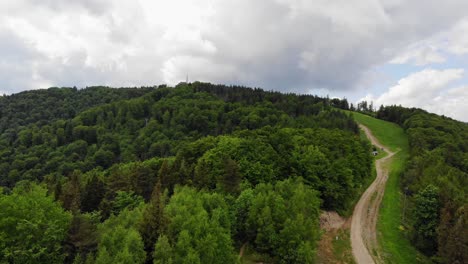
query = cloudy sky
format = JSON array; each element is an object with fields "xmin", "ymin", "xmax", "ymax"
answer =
[{"xmin": 1, "ymin": 0, "xmax": 468, "ymax": 121}]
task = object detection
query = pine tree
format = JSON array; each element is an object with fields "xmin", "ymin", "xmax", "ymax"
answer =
[
  {"xmin": 81, "ymin": 175, "xmax": 106, "ymax": 212},
  {"xmin": 153, "ymin": 235, "xmax": 173, "ymax": 264},
  {"xmin": 158, "ymin": 160, "xmax": 172, "ymax": 192},
  {"xmin": 60, "ymin": 171, "xmax": 82, "ymax": 212},
  {"xmin": 139, "ymin": 180, "xmax": 168, "ymax": 262},
  {"xmin": 194, "ymin": 160, "xmax": 211, "ymax": 189},
  {"xmin": 221, "ymin": 158, "xmax": 241, "ymax": 194}
]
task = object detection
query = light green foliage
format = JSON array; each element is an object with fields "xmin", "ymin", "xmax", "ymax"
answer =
[
  {"xmin": 0, "ymin": 182, "xmax": 72, "ymax": 264},
  {"xmin": 162, "ymin": 186, "xmax": 237, "ymax": 264},
  {"xmin": 153, "ymin": 235, "xmax": 173, "ymax": 264},
  {"xmin": 350, "ymin": 111, "xmax": 408, "ymax": 152},
  {"xmin": 94, "ymin": 207, "xmax": 146, "ymax": 264},
  {"xmin": 233, "ymin": 188, "xmax": 255, "ymax": 241},
  {"xmin": 112, "ymin": 190, "xmax": 144, "ymax": 215}
]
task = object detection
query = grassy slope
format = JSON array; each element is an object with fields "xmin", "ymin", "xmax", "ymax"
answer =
[{"xmin": 349, "ymin": 112, "xmax": 429, "ymax": 264}]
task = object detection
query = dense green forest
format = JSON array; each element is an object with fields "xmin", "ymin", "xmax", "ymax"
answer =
[
  {"xmin": 377, "ymin": 106, "xmax": 467, "ymax": 263},
  {"xmin": 0, "ymin": 86, "xmax": 156, "ymax": 134},
  {"xmin": 0, "ymin": 83, "xmax": 371, "ymax": 263}
]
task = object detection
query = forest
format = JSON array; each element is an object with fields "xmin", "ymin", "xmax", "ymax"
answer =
[
  {"xmin": 376, "ymin": 106, "xmax": 467, "ymax": 263},
  {"xmin": 0, "ymin": 83, "xmax": 371, "ymax": 263}
]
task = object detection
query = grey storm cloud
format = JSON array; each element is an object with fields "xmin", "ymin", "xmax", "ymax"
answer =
[{"xmin": 1, "ymin": 0, "xmax": 468, "ymax": 94}]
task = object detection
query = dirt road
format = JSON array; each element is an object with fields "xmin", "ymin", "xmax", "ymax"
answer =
[{"xmin": 350, "ymin": 124, "xmax": 396, "ymax": 264}]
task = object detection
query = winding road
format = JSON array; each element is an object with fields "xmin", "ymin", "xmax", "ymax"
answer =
[{"xmin": 350, "ymin": 124, "xmax": 396, "ymax": 264}]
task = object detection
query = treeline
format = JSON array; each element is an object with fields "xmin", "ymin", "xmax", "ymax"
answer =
[
  {"xmin": 191, "ymin": 82, "xmax": 351, "ymax": 112},
  {"xmin": 377, "ymin": 105, "xmax": 468, "ymax": 263},
  {"xmin": 0, "ymin": 86, "xmax": 156, "ymax": 133},
  {"xmin": 0, "ymin": 83, "xmax": 372, "ymax": 263}
]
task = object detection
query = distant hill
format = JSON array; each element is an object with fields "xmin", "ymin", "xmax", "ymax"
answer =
[{"xmin": 0, "ymin": 86, "xmax": 156, "ymax": 133}]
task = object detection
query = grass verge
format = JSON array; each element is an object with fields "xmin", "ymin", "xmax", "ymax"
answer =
[{"xmin": 332, "ymin": 229, "xmax": 356, "ymax": 264}]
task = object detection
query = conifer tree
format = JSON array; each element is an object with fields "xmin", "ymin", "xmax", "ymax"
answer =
[
  {"xmin": 139, "ymin": 180, "xmax": 168, "ymax": 262},
  {"xmin": 221, "ymin": 158, "xmax": 241, "ymax": 194},
  {"xmin": 60, "ymin": 171, "xmax": 82, "ymax": 212}
]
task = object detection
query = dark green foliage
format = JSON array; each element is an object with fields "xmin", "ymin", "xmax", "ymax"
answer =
[
  {"xmin": 0, "ymin": 86, "xmax": 155, "ymax": 134},
  {"xmin": 60, "ymin": 171, "xmax": 82, "ymax": 212},
  {"xmin": 64, "ymin": 213, "xmax": 99, "ymax": 263},
  {"xmin": 0, "ymin": 84, "xmax": 360, "ymax": 188},
  {"xmin": 81, "ymin": 174, "xmax": 106, "ymax": 213},
  {"xmin": 411, "ymin": 185, "xmax": 440, "ymax": 254},
  {"xmin": 140, "ymin": 181, "xmax": 168, "ymax": 262},
  {"xmin": 221, "ymin": 158, "xmax": 241, "ymax": 194}
]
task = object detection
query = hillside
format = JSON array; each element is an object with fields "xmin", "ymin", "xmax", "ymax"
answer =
[
  {"xmin": 0, "ymin": 83, "xmax": 372, "ymax": 263},
  {"xmin": 376, "ymin": 106, "xmax": 468, "ymax": 263},
  {"xmin": 0, "ymin": 86, "xmax": 156, "ymax": 133}
]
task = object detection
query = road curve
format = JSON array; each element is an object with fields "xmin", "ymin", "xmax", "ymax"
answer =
[{"xmin": 350, "ymin": 124, "xmax": 396, "ymax": 264}]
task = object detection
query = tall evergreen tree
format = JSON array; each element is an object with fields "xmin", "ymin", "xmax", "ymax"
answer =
[
  {"xmin": 221, "ymin": 158, "xmax": 241, "ymax": 194},
  {"xmin": 81, "ymin": 174, "xmax": 106, "ymax": 212},
  {"xmin": 139, "ymin": 180, "xmax": 168, "ymax": 263},
  {"xmin": 60, "ymin": 171, "xmax": 82, "ymax": 212}
]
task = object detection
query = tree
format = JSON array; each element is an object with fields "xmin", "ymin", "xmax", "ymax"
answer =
[
  {"xmin": 438, "ymin": 203, "xmax": 468, "ymax": 263},
  {"xmin": 0, "ymin": 182, "xmax": 72, "ymax": 264},
  {"xmin": 95, "ymin": 227, "xmax": 145, "ymax": 264},
  {"xmin": 112, "ymin": 190, "xmax": 144, "ymax": 215},
  {"xmin": 140, "ymin": 181, "xmax": 168, "ymax": 262},
  {"xmin": 153, "ymin": 235, "xmax": 173, "ymax": 264},
  {"xmin": 246, "ymin": 179, "xmax": 321, "ymax": 263},
  {"xmin": 95, "ymin": 207, "xmax": 146, "ymax": 264},
  {"xmin": 163, "ymin": 186, "xmax": 236, "ymax": 264},
  {"xmin": 81, "ymin": 174, "xmax": 106, "ymax": 212},
  {"xmin": 93, "ymin": 149, "xmax": 115, "ymax": 168},
  {"xmin": 221, "ymin": 158, "xmax": 241, "ymax": 194},
  {"xmin": 60, "ymin": 170, "xmax": 82, "ymax": 212},
  {"xmin": 412, "ymin": 184, "xmax": 440, "ymax": 254},
  {"xmin": 64, "ymin": 212, "xmax": 99, "ymax": 263},
  {"xmin": 158, "ymin": 160, "xmax": 173, "ymax": 192}
]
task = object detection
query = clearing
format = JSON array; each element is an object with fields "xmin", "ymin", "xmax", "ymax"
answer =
[
  {"xmin": 350, "ymin": 112, "xmax": 429, "ymax": 264},
  {"xmin": 350, "ymin": 124, "xmax": 395, "ymax": 263}
]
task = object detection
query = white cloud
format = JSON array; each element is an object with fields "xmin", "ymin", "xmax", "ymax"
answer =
[
  {"xmin": 389, "ymin": 16, "xmax": 468, "ymax": 66},
  {"xmin": 389, "ymin": 42, "xmax": 446, "ymax": 66},
  {"xmin": 0, "ymin": 0, "xmax": 468, "ymax": 96},
  {"xmin": 447, "ymin": 18, "xmax": 468, "ymax": 55},
  {"xmin": 363, "ymin": 69, "xmax": 468, "ymax": 122}
]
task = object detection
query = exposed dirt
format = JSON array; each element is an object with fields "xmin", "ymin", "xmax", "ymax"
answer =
[
  {"xmin": 320, "ymin": 211, "xmax": 346, "ymax": 231},
  {"xmin": 350, "ymin": 124, "xmax": 396, "ymax": 264},
  {"xmin": 317, "ymin": 214, "xmax": 354, "ymax": 264}
]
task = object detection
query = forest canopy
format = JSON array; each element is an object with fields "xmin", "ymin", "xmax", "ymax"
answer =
[{"xmin": 0, "ymin": 83, "xmax": 369, "ymax": 263}]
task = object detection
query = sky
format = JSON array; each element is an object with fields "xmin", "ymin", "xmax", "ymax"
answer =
[{"xmin": 1, "ymin": 0, "xmax": 467, "ymax": 122}]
